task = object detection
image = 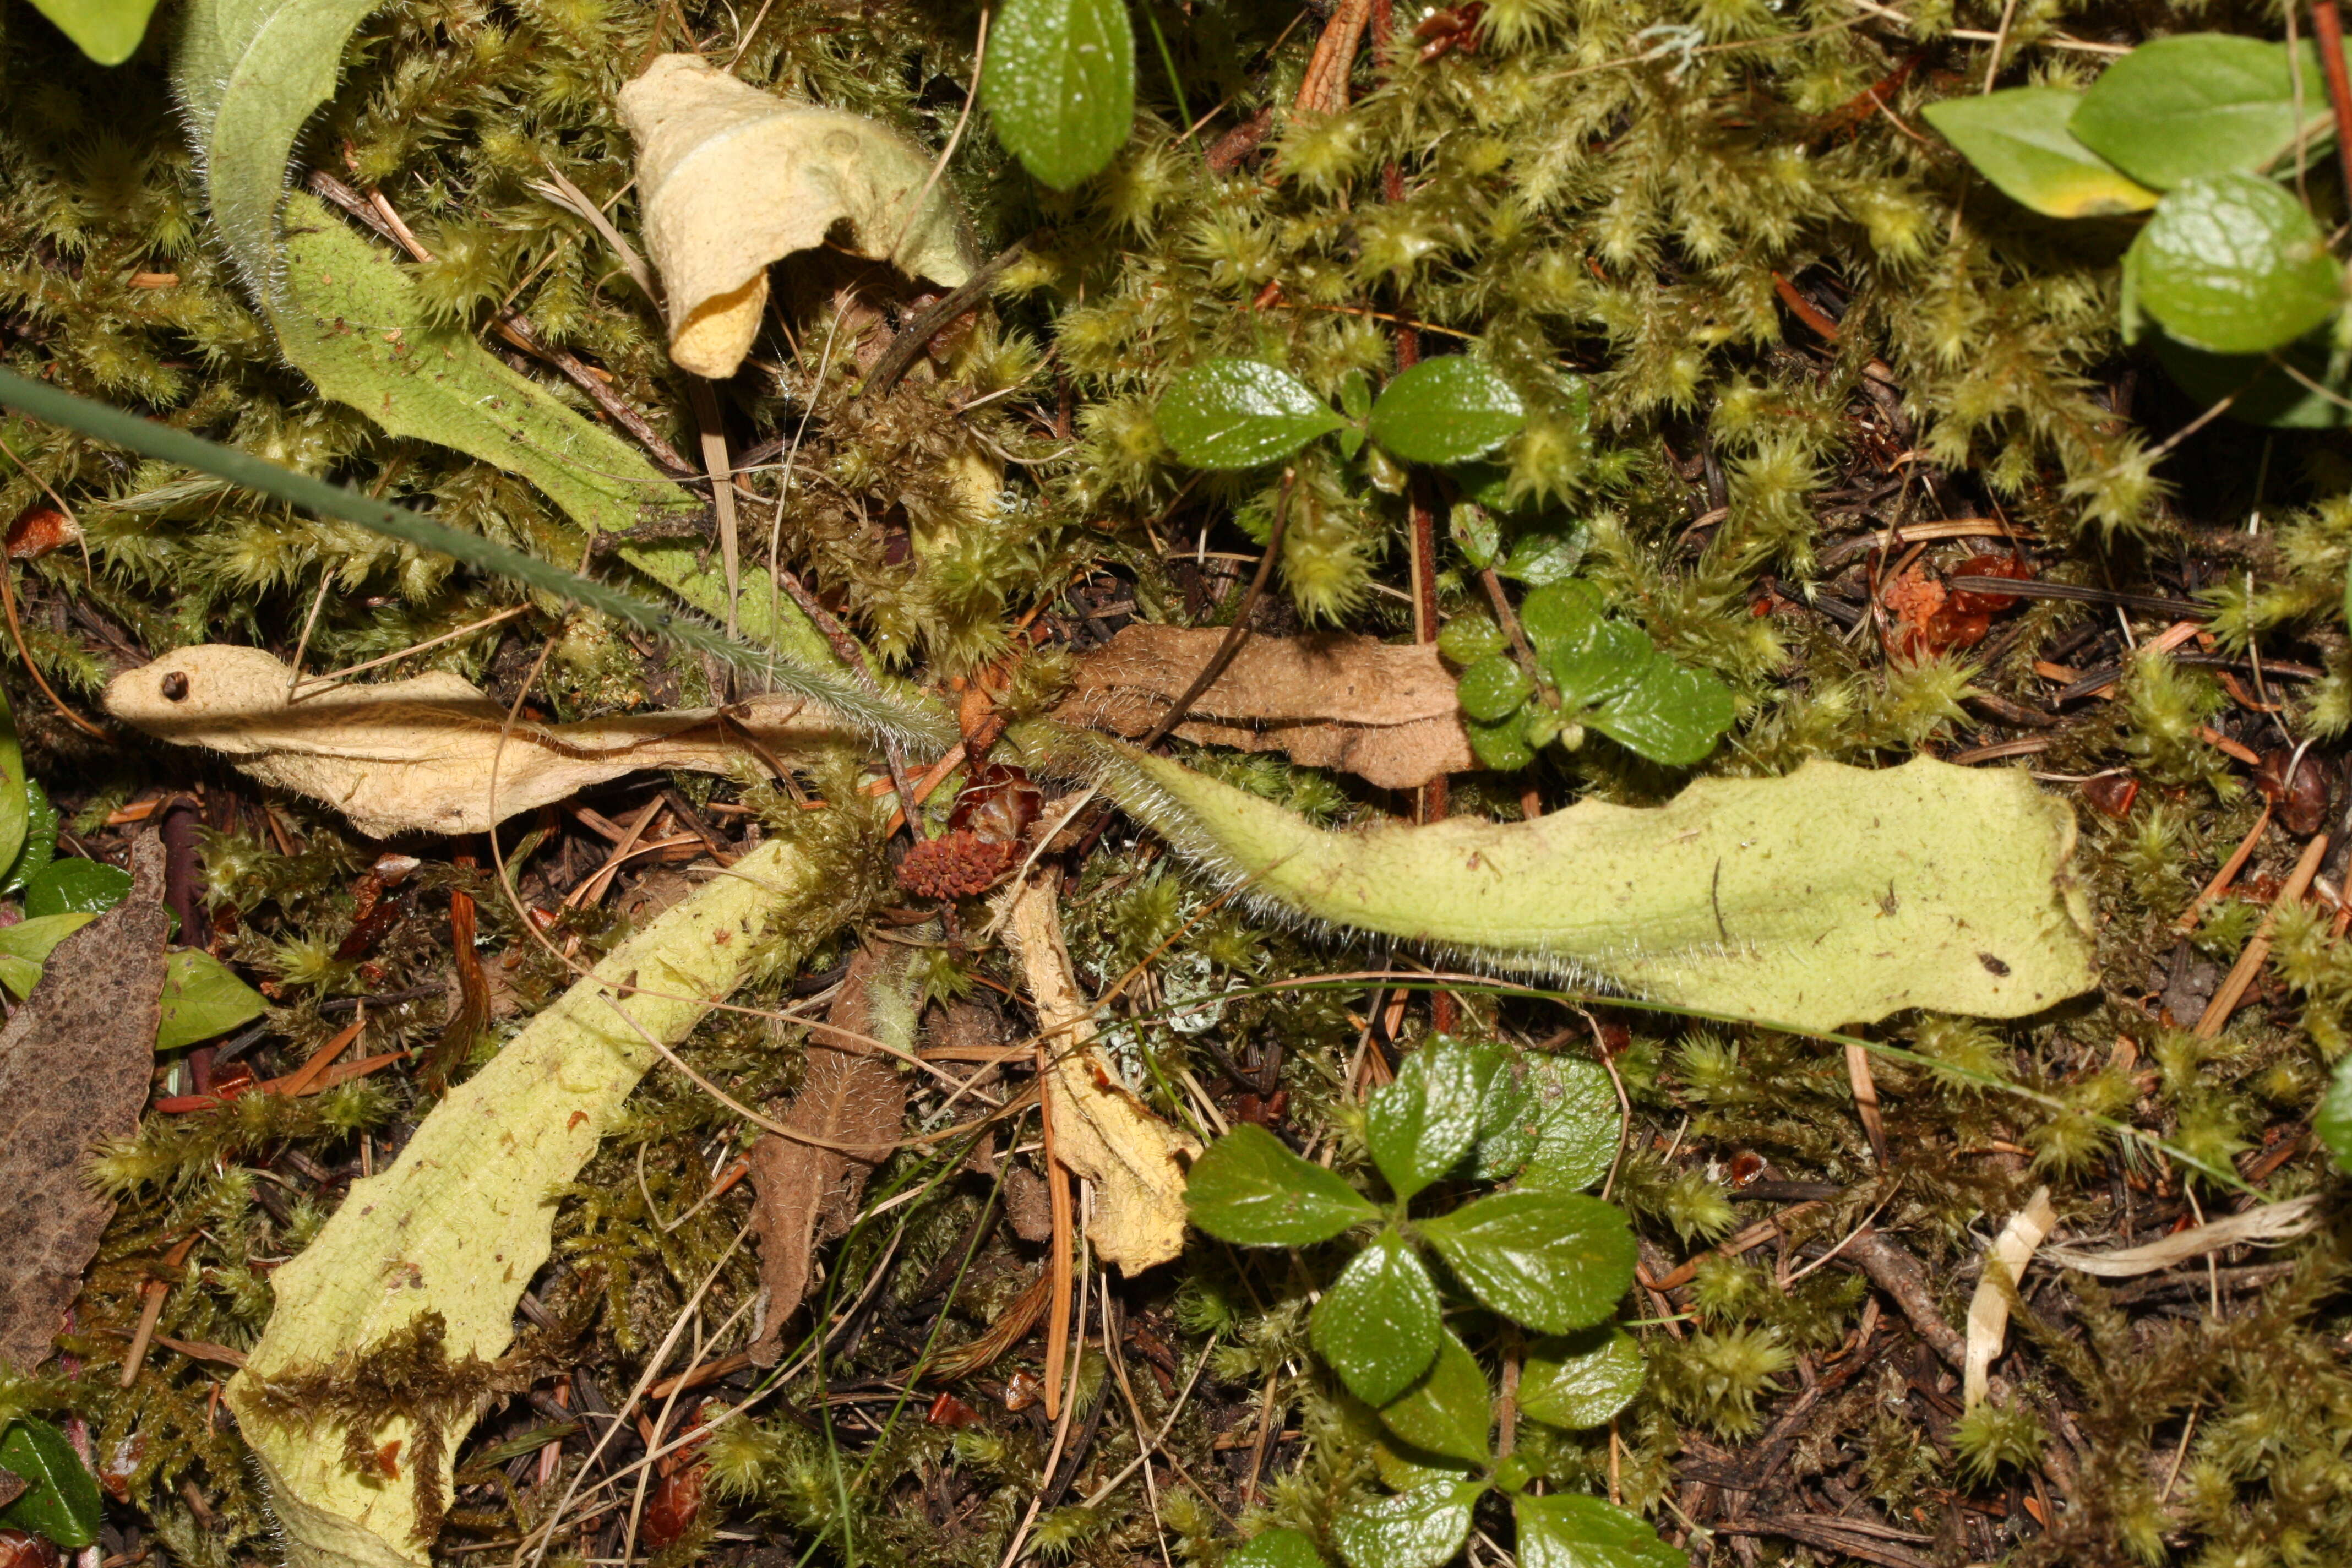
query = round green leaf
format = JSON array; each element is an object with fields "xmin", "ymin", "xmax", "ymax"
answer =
[
  {"xmin": 1187, "ymin": 1123, "xmax": 1380, "ymax": 1245},
  {"xmin": 1366, "ymin": 358, "xmax": 1527, "ymax": 466},
  {"xmin": 1333, "ymin": 1481, "xmax": 1484, "ymax": 1568},
  {"xmin": 1517, "ymin": 580, "xmax": 1604, "ymax": 650},
  {"xmin": 25, "ymin": 857, "xmax": 133, "ymax": 918},
  {"xmin": 24, "ymin": 0, "xmax": 165, "ymax": 64},
  {"xmin": 1511, "ymin": 1493, "xmax": 1681, "ymax": 1568},
  {"xmin": 1157, "ymin": 360, "xmax": 1348, "ymax": 469},
  {"xmin": 1419, "ymin": 1189, "xmax": 1637, "ymax": 1334},
  {"xmin": 0, "ymin": 1417, "xmax": 103, "ymax": 1549},
  {"xmin": 1519, "ymin": 1326, "xmax": 1646, "ymax": 1430},
  {"xmin": 2070, "ymin": 35, "xmax": 2333, "ymax": 192},
  {"xmin": 1921, "ymin": 88, "xmax": 2157, "ymax": 217},
  {"xmin": 1374, "ymin": 1328, "xmax": 1491, "ymax": 1467},
  {"xmin": 3, "ymin": 780, "xmax": 59, "ymax": 897},
  {"xmin": 1547, "ymin": 620, "xmax": 1652, "ymax": 712},
  {"xmin": 1456, "ymin": 655, "xmax": 1533, "ymax": 724},
  {"xmin": 2128, "ymin": 174, "xmax": 2341, "ymax": 355},
  {"xmin": 1498, "ymin": 529, "xmax": 1588, "ymax": 586},
  {"xmin": 1436, "ymin": 614, "xmax": 1507, "ymax": 668},
  {"xmin": 1366, "ymin": 1038, "xmax": 1488, "ymax": 1201},
  {"xmin": 1463, "ymin": 1040, "xmax": 1538, "ymax": 1182},
  {"xmin": 1228, "ymin": 1528, "xmax": 1326, "ymax": 1568},
  {"xmin": 1464, "ymin": 712, "xmax": 1536, "ymax": 772},
  {"xmin": 1585, "ymin": 659, "xmax": 1735, "ymax": 767},
  {"xmin": 982, "ymin": 0, "xmax": 1136, "ymax": 190},
  {"xmin": 156, "ymin": 949, "xmax": 269, "ymax": 1051},
  {"xmin": 1311, "ymin": 1231, "xmax": 1443, "ymax": 1407},
  {"xmin": 1519, "ymin": 1057, "xmax": 1619, "ymax": 1192}
]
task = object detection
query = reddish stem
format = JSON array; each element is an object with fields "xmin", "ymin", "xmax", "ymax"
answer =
[{"xmin": 2313, "ymin": 1, "xmax": 2352, "ymax": 204}]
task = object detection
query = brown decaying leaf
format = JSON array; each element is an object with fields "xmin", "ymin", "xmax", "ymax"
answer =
[
  {"xmin": 1003, "ymin": 873, "xmax": 1200, "ymax": 1275},
  {"xmin": 1058, "ymin": 625, "xmax": 1473, "ymax": 791},
  {"xmin": 0, "ymin": 832, "xmax": 172, "ymax": 1373},
  {"xmin": 746, "ymin": 946, "xmax": 912, "ymax": 1363},
  {"xmin": 102, "ymin": 644, "xmax": 859, "ymax": 837}
]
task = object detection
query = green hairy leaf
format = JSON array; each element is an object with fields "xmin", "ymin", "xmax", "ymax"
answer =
[
  {"xmin": 156, "ymin": 950, "xmax": 270, "ymax": 1050},
  {"xmin": 1519, "ymin": 1326, "xmax": 1646, "ymax": 1429},
  {"xmin": 2126, "ymin": 173, "xmax": 2342, "ymax": 356},
  {"xmin": 24, "ymin": 0, "xmax": 166, "ymax": 63},
  {"xmin": 2070, "ymin": 35, "xmax": 2335, "ymax": 191},
  {"xmin": 1922, "ymin": 88, "xmax": 2158, "ymax": 217},
  {"xmin": 1365, "ymin": 1037, "xmax": 1489, "ymax": 1200},
  {"xmin": 1333, "ymin": 1479, "xmax": 1485, "ymax": 1568},
  {"xmin": 984, "ymin": 0, "xmax": 1137, "ymax": 189},
  {"xmin": 1028, "ymin": 731, "xmax": 2099, "ymax": 1033},
  {"xmin": 1185, "ymin": 1123, "xmax": 1379, "ymax": 1244},
  {"xmin": 1158, "ymin": 360, "xmax": 1348, "ymax": 468},
  {"xmin": 1311, "ymin": 1231, "xmax": 1443, "ymax": 1406},
  {"xmin": 0, "ymin": 1416, "xmax": 103, "ymax": 1548},
  {"xmin": 1419, "ymin": 1188, "xmax": 1637, "ymax": 1333},
  {"xmin": 1511, "ymin": 1493, "xmax": 1683, "ymax": 1568},
  {"xmin": 1367, "ymin": 358, "xmax": 1527, "ymax": 466}
]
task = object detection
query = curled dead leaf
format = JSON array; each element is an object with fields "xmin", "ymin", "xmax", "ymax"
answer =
[{"xmin": 618, "ymin": 54, "xmax": 970, "ymax": 379}]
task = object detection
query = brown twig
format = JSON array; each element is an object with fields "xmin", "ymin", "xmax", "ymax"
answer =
[
  {"xmin": 2196, "ymin": 830, "xmax": 2330, "ymax": 1036},
  {"xmin": 864, "ymin": 238, "xmax": 1032, "ymax": 399},
  {"xmin": 1136, "ymin": 471, "xmax": 1297, "ymax": 750}
]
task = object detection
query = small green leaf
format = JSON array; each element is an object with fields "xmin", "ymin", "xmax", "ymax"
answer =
[
  {"xmin": 1519, "ymin": 1326, "xmax": 1646, "ymax": 1430},
  {"xmin": 1511, "ymin": 1493, "xmax": 1681, "ymax": 1568},
  {"xmin": 156, "ymin": 950, "xmax": 269, "ymax": 1051},
  {"xmin": 1463, "ymin": 1040, "xmax": 1538, "ymax": 1181},
  {"xmin": 0, "ymin": 1417, "xmax": 103, "ymax": 1549},
  {"xmin": 3, "ymin": 781, "xmax": 59, "ymax": 897},
  {"xmin": 1921, "ymin": 88, "xmax": 2158, "ymax": 218},
  {"xmin": 24, "ymin": 0, "xmax": 165, "ymax": 63},
  {"xmin": 1312, "ymin": 1231, "xmax": 1443, "ymax": 1407},
  {"xmin": 1520, "ymin": 1056, "xmax": 1620, "ymax": 1191},
  {"xmin": 982, "ymin": 0, "xmax": 1136, "ymax": 189},
  {"xmin": 2127, "ymin": 173, "xmax": 2342, "ymax": 356},
  {"xmin": 1340, "ymin": 370, "xmax": 1374, "ymax": 422},
  {"xmin": 1587, "ymin": 660, "xmax": 1736, "ymax": 767},
  {"xmin": 1548, "ymin": 620, "xmax": 1653, "ymax": 712},
  {"xmin": 1366, "ymin": 1037, "xmax": 1488, "ymax": 1201},
  {"xmin": 2070, "ymin": 35, "xmax": 2334, "ymax": 191},
  {"xmin": 1187, "ymin": 1124, "xmax": 1381, "ymax": 1245},
  {"xmin": 1465, "ymin": 714, "xmax": 1536, "ymax": 772},
  {"xmin": 1157, "ymin": 360, "xmax": 1348, "ymax": 469},
  {"xmin": 1456, "ymin": 656, "xmax": 1533, "ymax": 725},
  {"xmin": 1419, "ymin": 1189, "xmax": 1637, "ymax": 1333},
  {"xmin": 1449, "ymin": 502, "xmax": 1500, "ymax": 570},
  {"xmin": 0, "ymin": 682, "xmax": 25, "ymax": 886},
  {"xmin": 1375, "ymin": 1326, "xmax": 1491, "ymax": 1465},
  {"xmin": 1228, "ymin": 1528, "xmax": 1326, "ymax": 1568},
  {"xmin": 2320, "ymin": 1054, "xmax": 2352, "ymax": 1174},
  {"xmin": 25, "ymin": 858, "xmax": 133, "ymax": 918},
  {"xmin": 1498, "ymin": 529, "xmax": 1587, "ymax": 586},
  {"xmin": 1517, "ymin": 581, "xmax": 1604, "ymax": 650},
  {"xmin": 1367, "ymin": 358, "xmax": 1527, "ymax": 466},
  {"xmin": 1436, "ymin": 615, "xmax": 1507, "ymax": 668},
  {"xmin": 1333, "ymin": 1481, "xmax": 1485, "ymax": 1568}
]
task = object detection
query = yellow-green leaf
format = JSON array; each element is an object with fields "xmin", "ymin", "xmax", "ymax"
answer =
[{"xmin": 1923, "ymin": 88, "xmax": 2158, "ymax": 217}]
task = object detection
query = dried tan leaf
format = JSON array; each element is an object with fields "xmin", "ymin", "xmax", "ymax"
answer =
[
  {"xmin": 102, "ymin": 644, "xmax": 860, "ymax": 837},
  {"xmin": 0, "ymin": 832, "xmax": 170, "ymax": 1372},
  {"xmin": 1058, "ymin": 624, "xmax": 1473, "ymax": 790},
  {"xmin": 1002, "ymin": 873, "xmax": 1200, "ymax": 1275},
  {"xmin": 2040, "ymin": 1194, "xmax": 2319, "ymax": 1277},
  {"xmin": 1963, "ymin": 1185, "xmax": 2056, "ymax": 1409},
  {"xmin": 618, "ymin": 53, "xmax": 970, "ymax": 380},
  {"xmin": 746, "ymin": 944, "xmax": 912, "ymax": 1363}
]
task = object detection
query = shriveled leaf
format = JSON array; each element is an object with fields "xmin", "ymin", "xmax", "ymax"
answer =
[
  {"xmin": 1158, "ymin": 360, "xmax": 1348, "ymax": 469},
  {"xmin": 1519, "ymin": 1326, "xmax": 1646, "ymax": 1429},
  {"xmin": 1311, "ymin": 1231, "xmax": 1442, "ymax": 1406},
  {"xmin": 23, "ymin": 0, "xmax": 165, "ymax": 62},
  {"xmin": 155, "ymin": 950, "xmax": 268, "ymax": 1051},
  {"xmin": 1365, "ymin": 1037, "xmax": 1488, "ymax": 1200},
  {"xmin": 2127, "ymin": 174, "xmax": 2342, "ymax": 355},
  {"xmin": 1187, "ymin": 1124, "xmax": 1378, "ymax": 1245},
  {"xmin": 1420, "ymin": 1188, "xmax": 1636, "ymax": 1333},
  {"xmin": 1921, "ymin": 88, "xmax": 2157, "ymax": 216},
  {"xmin": 0, "ymin": 1417, "xmax": 102, "ymax": 1548},
  {"xmin": 984, "ymin": 0, "xmax": 1137, "ymax": 189},
  {"xmin": 1228, "ymin": 1528, "xmax": 1326, "ymax": 1568},
  {"xmin": 1375, "ymin": 1326, "xmax": 1491, "ymax": 1465},
  {"xmin": 1367, "ymin": 358, "xmax": 1527, "ymax": 465},
  {"xmin": 2071, "ymin": 35, "xmax": 2334, "ymax": 190},
  {"xmin": 1520, "ymin": 1055, "xmax": 1619, "ymax": 1191},
  {"xmin": 1333, "ymin": 1480, "xmax": 1484, "ymax": 1568},
  {"xmin": 1511, "ymin": 1493, "xmax": 1682, "ymax": 1568},
  {"xmin": 24, "ymin": 858, "xmax": 130, "ymax": 919},
  {"xmin": 1028, "ymin": 731, "xmax": 2098, "ymax": 1033},
  {"xmin": 1585, "ymin": 659, "xmax": 1737, "ymax": 767},
  {"xmin": 619, "ymin": 54, "xmax": 968, "ymax": 378}
]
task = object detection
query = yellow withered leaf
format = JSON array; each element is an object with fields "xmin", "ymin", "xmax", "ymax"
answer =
[{"xmin": 618, "ymin": 53, "xmax": 970, "ymax": 379}]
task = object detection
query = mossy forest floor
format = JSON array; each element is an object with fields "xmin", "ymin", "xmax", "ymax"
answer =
[{"xmin": 5, "ymin": 1, "xmax": 2352, "ymax": 1566}]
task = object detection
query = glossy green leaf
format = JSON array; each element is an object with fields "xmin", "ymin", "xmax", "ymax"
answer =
[
  {"xmin": 1548, "ymin": 620, "xmax": 1653, "ymax": 712},
  {"xmin": 1449, "ymin": 503, "xmax": 1501, "ymax": 569},
  {"xmin": 1437, "ymin": 615, "xmax": 1507, "ymax": 668},
  {"xmin": 1420, "ymin": 1189, "xmax": 1637, "ymax": 1333},
  {"xmin": 1333, "ymin": 1481, "xmax": 1484, "ymax": 1568},
  {"xmin": 1498, "ymin": 529, "xmax": 1587, "ymax": 586},
  {"xmin": 156, "ymin": 950, "xmax": 269, "ymax": 1051},
  {"xmin": 1366, "ymin": 1037, "xmax": 1488, "ymax": 1201},
  {"xmin": 2070, "ymin": 35, "xmax": 2334, "ymax": 191},
  {"xmin": 1187, "ymin": 1124, "xmax": 1380, "ymax": 1245},
  {"xmin": 1374, "ymin": 1326, "xmax": 1491, "ymax": 1465},
  {"xmin": 24, "ymin": 0, "xmax": 165, "ymax": 63},
  {"xmin": 1465, "ymin": 713, "xmax": 1536, "ymax": 771},
  {"xmin": 1511, "ymin": 1493, "xmax": 1682, "ymax": 1568},
  {"xmin": 1228, "ymin": 1528, "xmax": 1326, "ymax": 1568},
  {"xmin": 0, "ymin": 912, "xmax": 100, "ymax": 998},
  {"xmin": 1158, "ymin": 360, "xmax": 1347, "ymax": 469},
  {"xmin": 0, "ymin": 681, "xmax": 25, "ymax": 889},
  {"xmin": 1587, "ymin": 660, "xmax": 1736, "ymax": 767},
  {"xmin": 1366, "ymin": 358, "xmax": 1527, "ymax": 466},
  {"xmin": 25, "ymin": 858, "xmax": 132, "ymax": 918},
  {"xmin": 1312, "ymin": 1231, "xmax": 1443, "ymax": 1406},
  {"xmin": 2127, "ymin": 173, "xmax": 2342, "ymax": 355},
  {"xmin": 983, "ymin": 0, "xmax": 1136, "ymax": 189},
  {"xmin": 3, "ymin": 781, "xmax": 59, "ymax": 897},
  {"xmin": 0, "ymin": 1417, "xmax": 102, "ymax": 1549},
  {"xmin": 1456, "ymin": 656, "xmax": 1533, "ymax": 724},
  {"xmin": 1922, "ymin": 87, "xmax": 2158, "ymax": 217},
  {"xmin": 1520, "ymin": 1056, "xmax": 1620, "ymax": 1191},
  {"xmin": 1517, "ymin": 580, "xmax": 1605, "ymax": 650},
  {"xmin": 1519, "ymin": 1326, "xmax": 1646, "ymax": 1430},
  {"xmin": 2320, "ymin": 1055, "xmax": 2352, "ymax": 1174},
  {"xmin": 1463, "ymin": 1041, "xmax": 1538, "ymax": 1180}
]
